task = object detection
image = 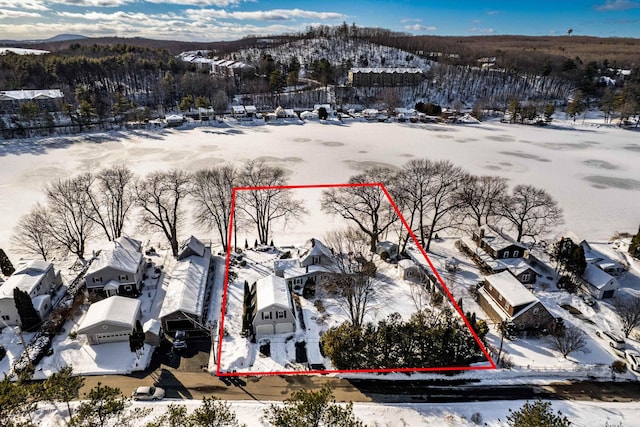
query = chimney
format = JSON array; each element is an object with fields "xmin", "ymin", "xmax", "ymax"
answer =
[{"xmin": 478, "ymin": 228, "xmax": 485, "ymax": 246}]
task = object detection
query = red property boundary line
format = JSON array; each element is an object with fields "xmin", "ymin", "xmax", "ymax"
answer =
[{"xmin": 216, "ymin": 182, "xmax": 496, "ymax": 376}]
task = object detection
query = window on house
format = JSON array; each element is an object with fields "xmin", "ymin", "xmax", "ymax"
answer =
[
  {"xmin": 521, "ymin": 273, "xmax": 530, "ymax": 282},
  {"xmin": 533, "ymin": 307, "xmax": 540, "ymax": 315},
  {"xmin": 498, "ymin": 294, "xmax": 503, "ymax": 302},
  {"xmin": 502, "ymin": 251, "xmax": 510, "ymax": 258},
  {"xmin": 119, "ymin": 275, "xmax": 128, "ymax": 281},
  {"xmin": 513, "ymin": 250, "xmax": 519, "ymax": 257},
  {"xmin": 262, "ymin": 312, "xmax": 272, "ymax": 320},
  {"xmin": 1, "ymin": 315, "xmax": 9, "ymax": 321},
  {"xmin": 313, "ymin": 256, "xmax": 320, "ymax": 264},
  {"xmin": 276, "ymin": 311, "xmax": 286, "ymax": 319}
]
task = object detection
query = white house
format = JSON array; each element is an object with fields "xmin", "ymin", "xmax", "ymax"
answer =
[
  {"xmin": 159, "ymin": 237, "xmax": 212, "ymax": 333},
  {"xmin": 252, "ymin": 275, "xmax": 296, "ymax": 336},
  {"xmin": 274, "ymin": 238, "xmax": 334, "ymax": 295},
  {"xmin": 77, "ymin": 296, "xmax": 142, "ymax": 345},
  {"xmin": 0, "ymin": 260, "xmax": 60, "ymax": 328},
  {"xmin": 84, "ymin": 236, "xmax": 145, "ymax": 297},
  {"xmin": 582, "ymin": 263, "xmax": 619, "ymax": 299}
]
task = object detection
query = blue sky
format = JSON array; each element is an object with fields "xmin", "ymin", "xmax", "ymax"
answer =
[{"xmin": 1, "ymin": 0, "xmax": 639, "ymax": 41}]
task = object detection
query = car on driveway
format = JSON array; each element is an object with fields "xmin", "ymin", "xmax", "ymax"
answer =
[
  {"xmin": 173, "ymin": 330, "xmax": 187, "ymax": 351},
  {"xmin": 132, "ymin": 386, "xmax": 165, "ymax": 401},
  {"xmin": 625, "ymin": 349, "xmax": 640, "ymax": 372},
  {"xmin": 595, "ymin": 330, "xmax": 625, "ymax": 350}
]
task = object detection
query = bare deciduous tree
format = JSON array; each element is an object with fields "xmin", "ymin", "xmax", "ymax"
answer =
[
  {"xmin": 191, "ymin": 165, "xmax": 238, "ymax": 251},
  {"xmin": 11, "ymin": 203, "xmax": 56, "ymax": 261},
  {"xmin": 613, "ymin": 295, "xmax": 640, "ymax": 337},
  {"xmin": 547, "ymin": 324, "xmax": 588, "ymax": 358},
  {"xmin": 456, "ymin": 175, "xmax": 508, "ymax": 228},
  {"xmin": 135, "ymin": 169, "xmax": 192, "ymax": 257},
  {"xmin": 237, "ymin": 160, "xmax": 307, "ymax": 245},
  {"xmin": 321, "ymin": 168, "xmax": 397, "ymax": 253},
  {"xmin": 323, "ymin": 227, "xmax": 378, "ymax": 328},
  {"xmin": 499, "ymin": 184, "xmax": 564, "ymax": 243},
  {"xmin": 46, "ymin": 177, "xmax": 96, "ymax": 261}
]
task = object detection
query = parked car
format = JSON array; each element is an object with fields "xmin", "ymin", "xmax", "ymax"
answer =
[
  {"xmin": 595, "ymin": 330, "xmax": 626, "ymax": 350},
  {"xmin": 132, "ymin": 386, "xmax": 165, "ymax": 401},
  {"xmin": 173, "ymin": 330, "xmax": 187, "ymax": 351},
  {"xmin": 625, "ymin": 349, "xmax": 640, "ymax": 372}
]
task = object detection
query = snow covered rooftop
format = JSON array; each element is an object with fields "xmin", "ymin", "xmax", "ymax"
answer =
[
  {"xmin": 178, "ymin": 235, "xmax": 206, "ymax": 260},
  {"xmin": 398, "ymin": 259, "xmax": 416, "ymax": 269},
  {"xmin": 159, "ymin": 246, "xmax": 211, "ymax": 318},
  {"xmin": 77, "ymin": 296, "xmax": 141, "ymax": 332},
  {"xmin": 350, "ymin": 67, "xmax": 423, "ymax": 74},
  {"xmin": 485, "ymin": 271, "xmax": 537, "ymax": 308},
  {"xmin": 0, "ymin": 89, "xmax": 63, "ymax": 101},
  {"xmin": 480, "ymin": 226, "xmax": 525, "ymax": 252},
  {"xmin": 0, "ymin": 260, "xmax": 53, "ymax": 297},
  {"xmin": 582, "ymin": 264, "xmax": 618, "ymax": 289},
  {"xmin": 86, "ymin": 239, "xmax": 143, "ymax": 276},
  {"xmin": 299, "ymin": 238, "xmax": 333, "ymax": 263},
  {"xmin": 0, "ymin": 47, "xmax": 50, "ymax": 55},
  {"xmin": 143, "ymin": 318, "xmax": 161, "ymax": 335},
  {"xmin": 489, "ymin": 258, "xmax": 538, "ymax": 276},
  {"xmin": 255, "ymin": 275, "xmax": 292, "ymax": 311}
]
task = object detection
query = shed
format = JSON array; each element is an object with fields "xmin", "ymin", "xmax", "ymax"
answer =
[
  {"xmin": 582, "ymin": 264, "xmax": 619, "ymax": 299},
  {"xmin": 77, "ymin": 296, "xmax": 141, "ymax": 345},
  {"xmin": 398, "ymin": 259, "xmax": 422, "ymax": 281},
  {"xmin": 143, "ymin": 319, "xmax": 162, "ymax": 347},
  {"xmin": 252, "ymin": 275, "xmax": 296, "ymax": 336}
]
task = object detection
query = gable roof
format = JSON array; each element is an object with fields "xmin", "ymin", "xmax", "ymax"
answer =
[
  {"xmin": 299, "ymin": 238, "xmax": 333, "ymax": 264},
  {"xmin": 255, "ymin": 275, "xmax": 292, "ymax": 311},
  {"xmin": 479, "ymin": 226, "xmax": 527, "ymax": 252},
  {"xmin": 485, "ymin": 271, "xmax": 537, "ymax": 308},
  {"xmin": 159, "ymin": 246, "xmax": 211, "ymax": 318},
  {"xmin": 490, "ymin": 258, "xmax": 539, "ymax": 276},
  {"xmin": 114, "ymin": 236, "xmax": 142, "ymax": 253},
  {"xmin": 0, "ymin": 260, "xmax": 53, "ymax": 297},
  {"xmin": 582, "ymin": 264, "xmax": 618, "ymax": 289},
  {"xmin": 86, "ymin": 241, "xmax": 143, "ymax": 276},
  {"xmin": 178, "ymin": 236, "xmax": 206, "ymax": 260},
  {"xmin": 77, "ymin": 296, "xmax": 141, "ymax": 332}
]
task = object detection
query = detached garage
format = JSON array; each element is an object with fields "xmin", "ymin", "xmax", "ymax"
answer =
[
  {"xmin": 252, "ymin": 275, "xmax": 296, "ymax": 336},
  {"xmin": 77, "ymin": 296, "xmax": 141, "ymax": 345}
]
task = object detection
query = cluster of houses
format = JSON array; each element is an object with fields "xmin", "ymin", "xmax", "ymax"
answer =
[
  {"xmin": 347, "ymin": 67, "xmax": 424, "ymax": 87},
  {"xmin": 0, "ymin": 89, "xmax": 63, "ymax": 115},
  {"xmin": 0, "ymin": 235, "xmax": 215, "ymax": 353},
  {"xmin": 178, "ymin": 51, "xmax": 254, "ymax": 78}
]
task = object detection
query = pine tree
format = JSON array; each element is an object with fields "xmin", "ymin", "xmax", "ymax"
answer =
[
  {"xmin": 629, "ymin": 226, "xmax": 640, "ymax": 259},
  {"xmin": 43, "ymin": 365, "xmax": 85, "ymax": 419},
  {"xmin": 266, "ymin": 387, "xmax": 364, "ymax": 427},
  {"xmin": 13, "ymin": 288, "xmax": 41, "ymax": 332},
  {"xmin": 506, "ymin": 400, "xmax": 571, "ymax": 427},
  {"xmin": 0, "ymin": 248, "xmax": 14, "ymax": 276}
]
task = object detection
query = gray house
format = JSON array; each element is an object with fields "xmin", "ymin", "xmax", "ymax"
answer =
[
  {"xmin": 77, "ymin": 295, "xmax": 141, "ymax": 345},
  {"xmin": 582, "ymin": 264, "xmax": 619, "ymax": 299},
  {"xmin": 84, "ymin": 236, "xmax": 145, "ymax": 297},
  {"xmin": 252, "ymin": 275, "xmax": 296, "ymax": 336}
]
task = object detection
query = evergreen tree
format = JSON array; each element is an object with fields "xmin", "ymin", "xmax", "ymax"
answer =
[
  {"xmin": 266, "ymin": 387, "xmax": 364, "ymax": 427},
  {"xmin": 0, "ymin": 248, "xmax": 15, "ymax": 276},
  {"xmin": 13, "ymin": 288, "xmax": 41, "ymax": 332},
  {"xmin": 629, "ymin": 226, "xmax": 640, "ymax": 259},
  {"xmin": 69, "ymin": 382, "xmax": 144, "ymax": 427},
  {"xmin": 190, "ymin": 397, "xmax": 242, "ymax": 426},
  {"xmin": 43, "ymin": 365, "xmax": 85, "ymax": 419},
  {"xmin": 506, "ymin": 400, "xmax": 571, "ymax": 427}
]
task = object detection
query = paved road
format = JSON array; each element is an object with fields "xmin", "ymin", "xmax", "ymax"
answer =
[{"xmin": 80, "ymin": 340, "xmax": 640, "ymax": 403}]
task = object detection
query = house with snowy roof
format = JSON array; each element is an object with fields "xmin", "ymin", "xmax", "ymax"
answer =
[
  {"xmin": 488, "ymin": 258, "xmax": 540, "ymax": 285},
  {"xmin": 274, "ymin": 238, "xmax": 334, "ymax": 295},
  {"xmin": 581, "ymin": 263, "xmax": 618, "ymax": 299},
  {"xmin": 159, "ymin": 236, "xmax": 212, "ymax": 333},
  {"xmin": 252, "ymin": 275, "xmax": 296, "ymax": 336},
  {"xmin": 472, "ymin": 227, "xmax": 528, "ymax": 260},
  {"xmin": 348, "ymin": 67, "xmax": 423, "ymax": 87},
  {"xmin": 76, "ymin": 295, "xmax": 141, "ymax": 345},
  {"xmin": 580, "ymin": 240, "xmax": 625, "ymax": 276},
  {"xmin": 84, "ymin": 236, "xmax": 145, "ymax": 298},
  {"xmin": 398, "ymin": 259, "xmax": 423, "ymax": 282},
  {"xmin": 477, "ymin": 271, "xmax": 554, "ymax": 332},
  {"xmin": 0, "ymin": 260, "xmax": 61, "ymax": 328},
  {"xmin": 0, "ymin": 89, "xmax": 64, "ymax": 114}
]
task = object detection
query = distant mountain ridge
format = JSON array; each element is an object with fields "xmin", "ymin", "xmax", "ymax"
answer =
[{"xmin": 0, "ymin": 34, "xmax": 87, "ymax": 45}]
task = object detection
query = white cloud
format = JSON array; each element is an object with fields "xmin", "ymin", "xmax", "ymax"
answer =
[
  {"xmin": 595, "ymin": 0, "xmax": 640, "ymax": 11},
  {"xmin": 0, "ymin": 1, "xmax": 49, "ymax": 10},
  {"xmin": 469, "ymin": 27, "xmax": 495, "ymax": 34},
  {"xmin": 404, "ymin": 24, "xmax": 436, "ymax": 32},
  {"xmin": 186, "ymin": 8, "xmax": 346, "ymax": 22},
  {"xmin": 0, "ymin": 8, "xmax": 41, "ymax": 18},
  {"xmin": 400, "ymin": 18, "xmax": 421, "ymax": 24},
  {"xmin": 48, "ymin": 0, "xmax": 133, "ymax": 6},
  {"xmin": 145, "ymin": 0, "xmax": 245, "ymax": 5}
]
